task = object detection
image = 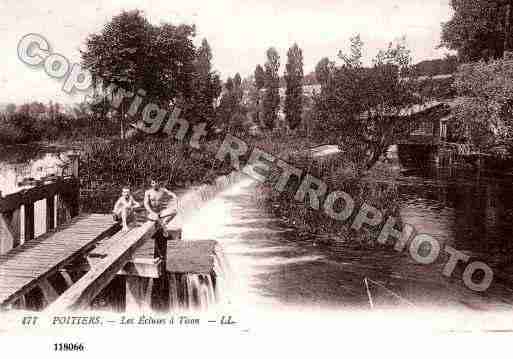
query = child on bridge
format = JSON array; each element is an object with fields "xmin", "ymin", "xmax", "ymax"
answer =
[{"xmin": 112, "ymin": 187, "xmax": 141, "ymax": 232}]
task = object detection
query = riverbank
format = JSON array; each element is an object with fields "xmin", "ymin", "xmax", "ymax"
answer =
[
  {"xmin": 224, "ymin": 132, "xmax": 403, "ymax": 250},
  {"xmin": 78, "ymin": 131, "xmax": 324, "ymax": 213},
  {"xmin": 79, "ymin": 136, "xmax": 235, "ymax": 213},
  {"xmin": 253, "ymin": 146, "xmax": 403, "ymax": 250}
]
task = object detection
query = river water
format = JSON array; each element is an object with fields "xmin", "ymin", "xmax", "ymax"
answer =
[
  {"xmin": 2, "ymin": 145, "xmax": 513, "ymax": 312},
  {"xmin": 183, "ymin": 169, "xmax": 513, "ymax": 312}
]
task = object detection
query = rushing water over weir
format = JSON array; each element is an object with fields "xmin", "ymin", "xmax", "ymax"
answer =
[{"xmin": 181, "ymin": 171, "xmax": 513, "ymax": 312}]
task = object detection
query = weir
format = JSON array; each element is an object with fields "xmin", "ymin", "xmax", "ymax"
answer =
[{"xmin": 0, "ymin": 159, "xmax": 243, "ymax": 312}]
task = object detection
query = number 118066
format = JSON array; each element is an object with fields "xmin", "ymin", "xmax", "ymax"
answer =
[{"xmin": 54, "ymin": 343, "xmax": 85, "ymax": 352}]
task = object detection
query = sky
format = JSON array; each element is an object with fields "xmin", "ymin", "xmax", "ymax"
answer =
[{"xmin": 0, "ymin": 0, "xmax": 454, "ymax": 104}]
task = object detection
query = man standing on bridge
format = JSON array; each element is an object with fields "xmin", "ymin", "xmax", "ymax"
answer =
[{"xmin": 144, "ymin": 178, "xmax": 178, "ymax": 237}]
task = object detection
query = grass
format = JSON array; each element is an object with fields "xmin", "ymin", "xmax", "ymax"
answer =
[
  {"xmin": 77, "ymin": 129, "xmax": 320, "ymax": 213},
  {"xmin": 251, "ymin": 139, "xmax": 402, "ymax": 249},
  {"xmin": 79, "ymin": 136, "xmax": 233, "ymax": 213}
]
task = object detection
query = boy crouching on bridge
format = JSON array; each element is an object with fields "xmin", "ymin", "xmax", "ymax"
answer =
[{"xmin": 112, "ymin": 187, "xmax": 141, "ymax": 232}]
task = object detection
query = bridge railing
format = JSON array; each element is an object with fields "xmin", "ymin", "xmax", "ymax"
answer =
[{"xmin": 0, "ymin": 155, "xmax": 80, "ymax": 254}]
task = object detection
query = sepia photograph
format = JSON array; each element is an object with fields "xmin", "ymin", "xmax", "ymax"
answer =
[{"xmin": 0, "ymin": 0, "xmax": 512, "ymax": 356}]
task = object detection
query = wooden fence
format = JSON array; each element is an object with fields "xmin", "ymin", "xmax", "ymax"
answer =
[{"xmin": 0, "ymin": 155, "xmax": 80, "ymax": 254}]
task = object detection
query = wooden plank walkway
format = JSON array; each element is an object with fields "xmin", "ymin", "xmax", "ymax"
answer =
[
  {"xmin": 47, "ymin": 221, "xmax": 159, "ymax": 312},
  {"xmin": 0, "ymin": 213, "xmax": 119, "ymax": 306}
]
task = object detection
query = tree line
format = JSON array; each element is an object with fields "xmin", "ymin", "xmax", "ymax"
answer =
[
  {"xmin": 441, "ymin": 0, "xmax": 513, "ymax": 62},
  {"xmin": 0, "ymin": 100, "xmax": 118, "ymax": 144},
  {"xmin": 439, "ymin": 0, "xmax": 513, "ymax": 155},
  {"xmin": 215, "ymin": 43, "xmax": 305, "ymax": 134},
  {"xmin": 0, "ymin": 9, "xmax": 442, "ymax": 171},
  {"xmin": 7, "ymin": 6, "xmax": 511, "ymax": 169}
]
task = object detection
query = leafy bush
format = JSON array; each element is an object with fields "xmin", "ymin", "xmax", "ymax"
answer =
[
  {"xmin": 313, "ymin": 36, "xmax": 425, "ymax": 171},
  {"xmin": 0, "ymin": 121, "xmax": 26, "ymax": 144},
  {"xmin": 5, "ymin": 113, "xmax": 42, "ymax": 142},
  {"xmin": 80, "ymin": 136, "xmax": 233, "ymax": 212},
  {"xmin": 452, "ymin": 58, "xmax": 513, "ymax": 151},
  {"xmin": 257, "ymin": 147, "xmax": 400, "ymax": 248}
]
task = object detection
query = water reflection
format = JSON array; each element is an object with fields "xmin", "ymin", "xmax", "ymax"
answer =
[{"xmin": 399, "ymin": 169, "xmax": 513, "ymax": 267}]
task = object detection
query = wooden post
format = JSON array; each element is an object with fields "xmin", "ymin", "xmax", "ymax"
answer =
[
  {"xmin": 46, "ymin": 195, "xmax": 55, "ymax": 232},
  {"xmin": 69, "ymin": 155, "xmax": 80, "ymax": 178},
  {"xmin": 54, "ymin": 195, "xmax": 58, "ymax": 228},
  {"xmin": 63, "ymin": 180, "xmax": 80, "ymax": 219},
  {"xmin": 55, "ymin": 194, "xmax": 63, "ymax": 227},
  {"xmin": 56, "ymin": 189, "xmax": 76, "ymax": 225},
  {"xmin": 153, "ymin": 232, "xmax": 167, "ymax": 272},
  {"xmin": 152, "ymin": 231, "xmax": 170, "ymax": 311},
  {"xmin": 23, "ymin": 202, "xmax": 35, "ymax": 242}
]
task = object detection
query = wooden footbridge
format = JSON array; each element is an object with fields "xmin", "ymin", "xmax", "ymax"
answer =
[{"xmin": 0, "ymin": 160, "xmax": 221, "ymax": 312}]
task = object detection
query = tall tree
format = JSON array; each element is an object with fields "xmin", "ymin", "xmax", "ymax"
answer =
[
  {"xmin": 81, "ymin": 10, "xmax": 196, "ymax": 138},
  {"xmin": 216, "ymin": 76, "xmax": 238, "ymax": 130},
  {"xmin": 441, "ymin": 0, "xmax": 513, "ymax": 61},
  {"xmin": 315, "ymin": 57, "xmax": 334, "ymax": 88},
  {"xmin": 284, "ymin": 43, "xmax": 304, "ymax": 130},
  {"xmin": 254, "ymin": 64, "xmax": 265, "ymax": 124},
  {"xmin": 225, "ymin": 77, "xmax": 234, "ymax": 92},
  {"xmin": 263, "ymin": 47, "xmax": 280, "ymax": 130},
  {"xmin": 314, "ymin": 36, "xmax": 423, "ymax": 171},
  {"xmin": 233, "ymin": 73, "xmax": 243, "ymax": 103},
  {"xmin": 451, "ymin": 58, "xmax": 513, "ymax": 150},
  {"xmin": 233, "ymin": 73, "xmax": 242, "ymax": 88},
  {"xmin": 186, "ymin": 38, "xmax": 222, "ymax": 129},
  {"xmin": 339, "ymin": 34, "xmax": 364, "ymax": 67},
  {"xmin": 254, "ymin": 65, "xmax": 265, "ymax": 90}
]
